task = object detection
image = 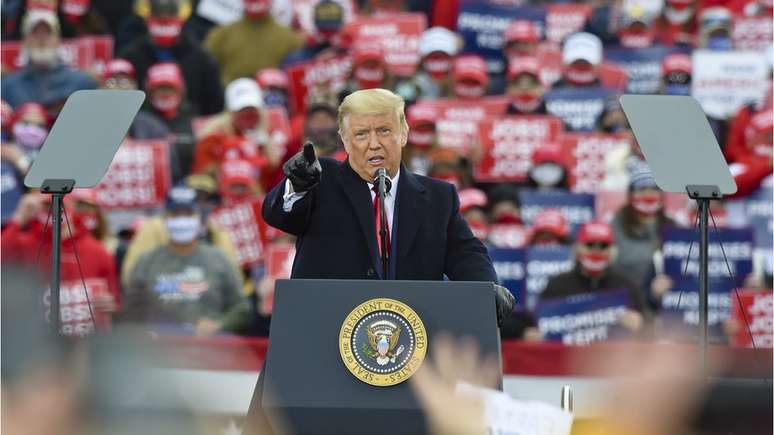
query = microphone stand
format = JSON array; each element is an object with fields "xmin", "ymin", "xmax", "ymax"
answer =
[{"xmin": 376, "ymin": 169, "xmax": 391, "ymax": 280}]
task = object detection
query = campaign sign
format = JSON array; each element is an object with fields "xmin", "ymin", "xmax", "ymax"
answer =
[
  {"xmin": 488, "ymin": 224, "xmax": 529, "ymax": 249},
  {"xmin": 457, "ymin": 0, "xmax": 545, "ymax": 73},
  {"xmin": 419, "ymin": 96, "xmax": 509, "ymax": 153},
  {"xmin": 474, "ymin": 115, "xmax": 565, "ymax": 182},
  {"xmin": 544, "ymin": 87, "xmax": 617, "ymax": 132},
  {"xmin": 604, "ymin": 46, "xmax": 675, "ymax": 94},
  {"xmin": 1, "ymin": 36, "xmax": 114, "ymax": 73},
  {"xmin": 536, "ymin": 289, "xmax": 630, "ymax": 345},
  {"xmin": 659, "ymin": 277, "xmax": 733, "ymax": 341},
  {"xmin": 730, "ymin": 289, "xmax": 773, "ymax": 348},
  {"xmin": 692, "ymin": 50, "xmax": 769, "ymax": 120},
  {"xmin": 209, "ymin": 199, "xmax": 267, "ymax": 268},
  {"xmin": 96, "ymin": 139, "xmax": 171, "ymax": 209},
  {"xmin": 287, "ymin": 55, "xmax": 352, "ymax": 115},
  {"xmin": 562, "ymin": 132, "xmax": 632, "ymax": 193},
  {"xmin": 745, "ymin": 186, "xmax": 773, "ymax": 249},
  {"xmin": 489, "ymin": 247, "xmax": 526, "ymax": 308},
  {"xmin": 346, "ymin": 13, "xmax": 426, "ymax": 77},
  {"xmin": 545, "ymin": 3, "xmax": 592, "ymax": 43},
  {"xmin": 662, "ymin": 227, "xmax": 754, "ymax": 286},
  {"xmin": 519, "ymin": 189, "xmax": 595, "ymax": 234},
  {"xmin": 525, "ymin": 245, "xmax": 574, "ymax": 311},
  {"xmin": 43, "ymin": 279, "xmax": 112, "ymax": 337},
  {"xmin": 732, "ymin": 16, "xmax": 773, "ymax": 52}
]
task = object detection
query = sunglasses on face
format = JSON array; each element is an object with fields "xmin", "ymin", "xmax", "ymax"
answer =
[{"xmin": 584, "ymin": 242, "xmax": 610, "ymax": 250}]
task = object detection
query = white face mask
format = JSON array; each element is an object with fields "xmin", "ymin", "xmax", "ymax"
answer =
[
  {"xmin": 530, "ymin": 163, "xmax": 564, "ymax": 187},
  {"xmin": 166, "ymin": 215, "xmax": 201, "ymax": 244},
  {"xmin": 27, "ymin": 46, "xmax": 59, "ymax": 67},
  {"xmin": 665, "ymin": 7, "xmax": 694, "ymax": 25}
]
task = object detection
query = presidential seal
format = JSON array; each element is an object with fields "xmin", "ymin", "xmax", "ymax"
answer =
[{"xmin": 339, "ymin": 298, "xmax": 427, "ymax": 387}]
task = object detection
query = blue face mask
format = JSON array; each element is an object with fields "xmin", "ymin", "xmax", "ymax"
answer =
[
  {"xmin": 263, "ymin": 90, "xmax": 287, "ymax": 108},
  {"xmin": 664, "ymin": 84, "xmax": 691, "ymax": 96},
  {"xmin": 706, "ymin": 37, "xmax": 733, "ymax": 50}
]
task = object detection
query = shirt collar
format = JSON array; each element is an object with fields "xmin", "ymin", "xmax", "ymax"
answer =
[{"xmin": 367, "ymin": 168, "xmax": 400, "ymax": 197}]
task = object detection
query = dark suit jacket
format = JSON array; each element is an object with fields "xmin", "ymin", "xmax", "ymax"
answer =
[{"xmin": 262, "ymin": 158, "xmax": 497, "ymax": 282}]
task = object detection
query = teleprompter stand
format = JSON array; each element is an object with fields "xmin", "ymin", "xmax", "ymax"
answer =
[
  {"xmin": 25, "ymin": 90, "xmax": 144, "ymax": 334},
  {"xmin": 620, "ymin": 95, "xmax": 738, "ymax": 378}
]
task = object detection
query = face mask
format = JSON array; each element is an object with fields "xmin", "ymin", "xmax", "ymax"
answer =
[
  {"xmin": 244, "ymin": 0, "xmax": 271, "ymax": 19},
  {"xmin": 423, "ymin": 56, "xmax": 452, "ymax": 79},
  {"xmin": 706, "ymin": 37, "xmax": 732, "ymax": 50},
  {"xmin": 408, "ymin": 130, "xmax": 435, "ymax": 147},
  {"xmin": 563, "ymin": 64, "xmax": 597, "ymax": 85},
  {"xmin": 495, "ymin": 211, "xmax": 521, "ymax": 225},
  {"xmin": 530, "ymin": 163, "xmax": 564, "ymax": 188},
  {"xmin": 150, "ymin": 93, "xmax": 182, "ymax": 119},
  {"xmin": 147, "ymin": 17, "xmax": 183, "ymax": 48},
  {"xmin": 454, "ymin": 82, "xmax": 486, "ymax": 99},
  {"xmin": 13, "ymin": 123, "xmax": 47, "ymax": 150},
  {"xmin": 665, "ymin": 6, "xmax": 694, "ymax": 24},
  {"xmin": 62, "ymin": 0, "xmax": 90, "ymax": 23},
  {"xmin": 578, "ymin": 251, "xmax": 610, "ymax": 276},
  {"xmin": 233, "ymin": 109, "xmax": 260, "ymax": 133},
  {"xmin": 511, "ymin": 92, "xmax": 542, "ymax": 113},
  {"xmin": 618, "ymin": 29, "xmax": 653, "ymax": 48},
  {"xmin": 27, "ymin": 46, "xmax": 59, "ymax": 67},
  {"xmin": 467, "ymin": 220, "xmax": 490, "ymax": 241},
  {"xmin": 354, "ymin": 66, "xmax": 385, "ymax": 89},
  {"xmin": 664, "ymin": 84, "xmax": 691, "ymax": 95},
  {"xmin": 263, "ymin": 89, "xmax": 287, "ymax": 108},
  {"xmin": 166, "ymin": 215, "xmax": 201, "ymax": 244},
  {"xmin": 631, "ymin": 192, "xmax": 663, "ymax": 216}
]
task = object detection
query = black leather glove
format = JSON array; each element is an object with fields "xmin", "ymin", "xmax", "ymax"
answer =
[
  {"xmin": 283, "ymin": 141, "xmax": 322, "ymax": 192},
  {"xmin": 493, "ymin": 284, "xmax": 515, "ymax": 327}
]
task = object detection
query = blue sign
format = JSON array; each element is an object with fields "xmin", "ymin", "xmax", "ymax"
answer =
[
  {"xmin": 518, "ymin": 189, "xmax": 595, "ymax": 234},
  {"xmin": 662, "ymin": 227, "xmax": 755, "ymax": 286},
  {"xmin": 536, "ymin": 288, "xmax": 631, "ymax": 345},
  {"xmin": 604, "ymin": 46, "xmax": 682, "ymax": 94},
  {"xmin": 746, "ymin": 186, "xmax": 773, "ymax": 249},
  {"xmin": 457, "ymin": 0, "xmax": 545, "ymax": 73},
  {"xmin": 525, "ymin": 245, "xmax": 574, "ymax": 310},
  {"xmin": 658, "ymin": 277, "xmax": 733, "ymax": 341},
  {"xmin": 489, "ymin": 247, "xmax": 526, "ymax": 308},
  {"xmin": 544, "ymin": 86, "xmax": 617, "ymax": 132},
  {"xmin": 1, "ymin": 160, "xmax": 23, "ymax": 224}
]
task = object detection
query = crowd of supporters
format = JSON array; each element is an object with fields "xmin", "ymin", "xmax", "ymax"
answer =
[{"xmin": 1, "ymin": 0, "xmax": 771, "ymax": 344}]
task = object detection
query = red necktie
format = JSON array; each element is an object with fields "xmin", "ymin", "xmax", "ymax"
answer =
[{"xmin": 372, "ymin": 186, "xmax": 390, "ymax": 258}]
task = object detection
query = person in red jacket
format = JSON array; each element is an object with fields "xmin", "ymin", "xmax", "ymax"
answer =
[
  {"xmin": 725, "ymin": 107, "xmax": 773, "ymax": 196},
  {"xmin": 2, "ymin": 193, "xmax": 120, "ymax": 336}
]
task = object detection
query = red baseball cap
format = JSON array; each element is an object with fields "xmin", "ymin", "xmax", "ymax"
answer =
[
  {"xmin": 407, "ymin": 104, "xmax": 439, "ymax": 128},
  {"xmin": 255, "ymin": 68, "xmax": 289, "ymax": 90},
  {"xmin": 577, "ymin": 221, "xmax": 615, "ymax": 244},
  {"xmin": 531, "ymin": 142, "xmax": 567, "ymax": 167},
  {"xmin": 13, "ymin": 102, "xmax": 48, "ymax": 125},
  {"xmin": 103, "ymin": 58, "xmax": 136, "ymax": 80},
  {"xmin": 453, "ymin": 55, "xmax": 488, "ymax": 85},
  {"xmin": 661, "ymin": 53, "xmax": 692, "ymax": 76},
  {"xmin": 529, "ymin": 209, "xmax": 569, "ymax": 239},
  {"xmin": 504, "ymin": 20, "xmax": 539, "ymax": 44},
  {"xmin": 507, "ymin": 57, "xmax": 541, "ymax": 81},
  {"xmin": 458, "ymin": 188, "xmax": 488, "ymax": 213},
  {"xmin": 146, "ymin": 62, "xmax": 184, "ymax": 91},
  {"xmin": 219, "ymin": 159, "xmax": 257, "ymax": 188}
]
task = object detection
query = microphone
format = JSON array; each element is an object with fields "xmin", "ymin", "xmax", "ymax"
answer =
[{"xmin": 373, "ymin": 168, "xmax": 392, "ymax": 195}]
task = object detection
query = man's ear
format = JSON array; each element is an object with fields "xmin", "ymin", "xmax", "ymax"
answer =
[{"xmin": 400, "ymin": 126, "xmax": 409, "ymax": 148}]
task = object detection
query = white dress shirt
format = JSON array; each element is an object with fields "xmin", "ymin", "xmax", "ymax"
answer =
[{"xmin": 282, "ymin": 170, "xmax": 400, "ymax": 232}]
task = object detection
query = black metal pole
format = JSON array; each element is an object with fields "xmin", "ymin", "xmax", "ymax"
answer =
[
  {"xmin": 698, "ymin": 198, "xmax": 710, "ymax": 378},
  {"xmin": 50, "ymin": 192, "xmax": 64, "ymax": 335},
  {"xmin": 379, "ymin": 179, "xmax": 389, "ymax": 280}
]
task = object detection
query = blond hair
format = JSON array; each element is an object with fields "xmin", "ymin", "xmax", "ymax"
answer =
[{"xmin": 338, "ymin": 88, "xmax": 408, "ymax": 134}]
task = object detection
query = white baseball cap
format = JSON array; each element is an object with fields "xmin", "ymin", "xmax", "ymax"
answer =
[
  {"xmin": 419, "ymin": 27, "xmax": 460, "ymax": 58},
  {"xmin": 22, "ymin": 9, "xmax": 60, "ymax": 37},
  {"xmin": 562, "ymin": 32, "xmax": 603, "ymax": 66},
  {"xmin": 225, "ymin": 78, "xmax": 263, "ymax": 112}
]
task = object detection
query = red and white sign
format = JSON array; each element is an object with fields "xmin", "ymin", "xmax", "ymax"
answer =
[
  {"xmin": 488, "ymin": 224, "xmax": 529, "ymax": 249},
  {"xmin": 2, "ymin": 36, "xmax": 114, "ymax": 74},
  {"xmin": 545, "ymin": 4, "xmax": 592, "ymax": 44},
  {"xmin": 562, "ymin": 132, "xmax": 632, "ymax": 194},
  {"xmin": 44, "ymin": 279, "xmax": 112, "ymax": 337},
  {"xmin": 730, "ymin": 289, "xmax": 773, "ymax": 348},
  {"xmin": 474, "ymin": 115, "xmax": 564, "ymax": 182},
  {"xmin": 287, "ymin": 55, "xmax": 352, "ymax": 115},
  {"xmin": 266, "ymin": 243, "xmax": 296, "ymax": 279},
  {"xmin": 732, "ymin": 16, "xmax": 773, "ymax": 52},
  {"xmin": 345, "ymin": 13, "xmax": 426, "ymax": 77},
  {"xmin": 210, "ymin": 199, "xmax": 267, "ymax": 268},
  {"xmin": 692, "ymin": 50, "xmax": 769, "ymax": 120},
  {"xmin": 419, "ymin": 97, "xmax": 510, "ymax": 153},
  {"xmin": 96, "ymin": 139, "xmax": 171, "ymax": 209}
]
